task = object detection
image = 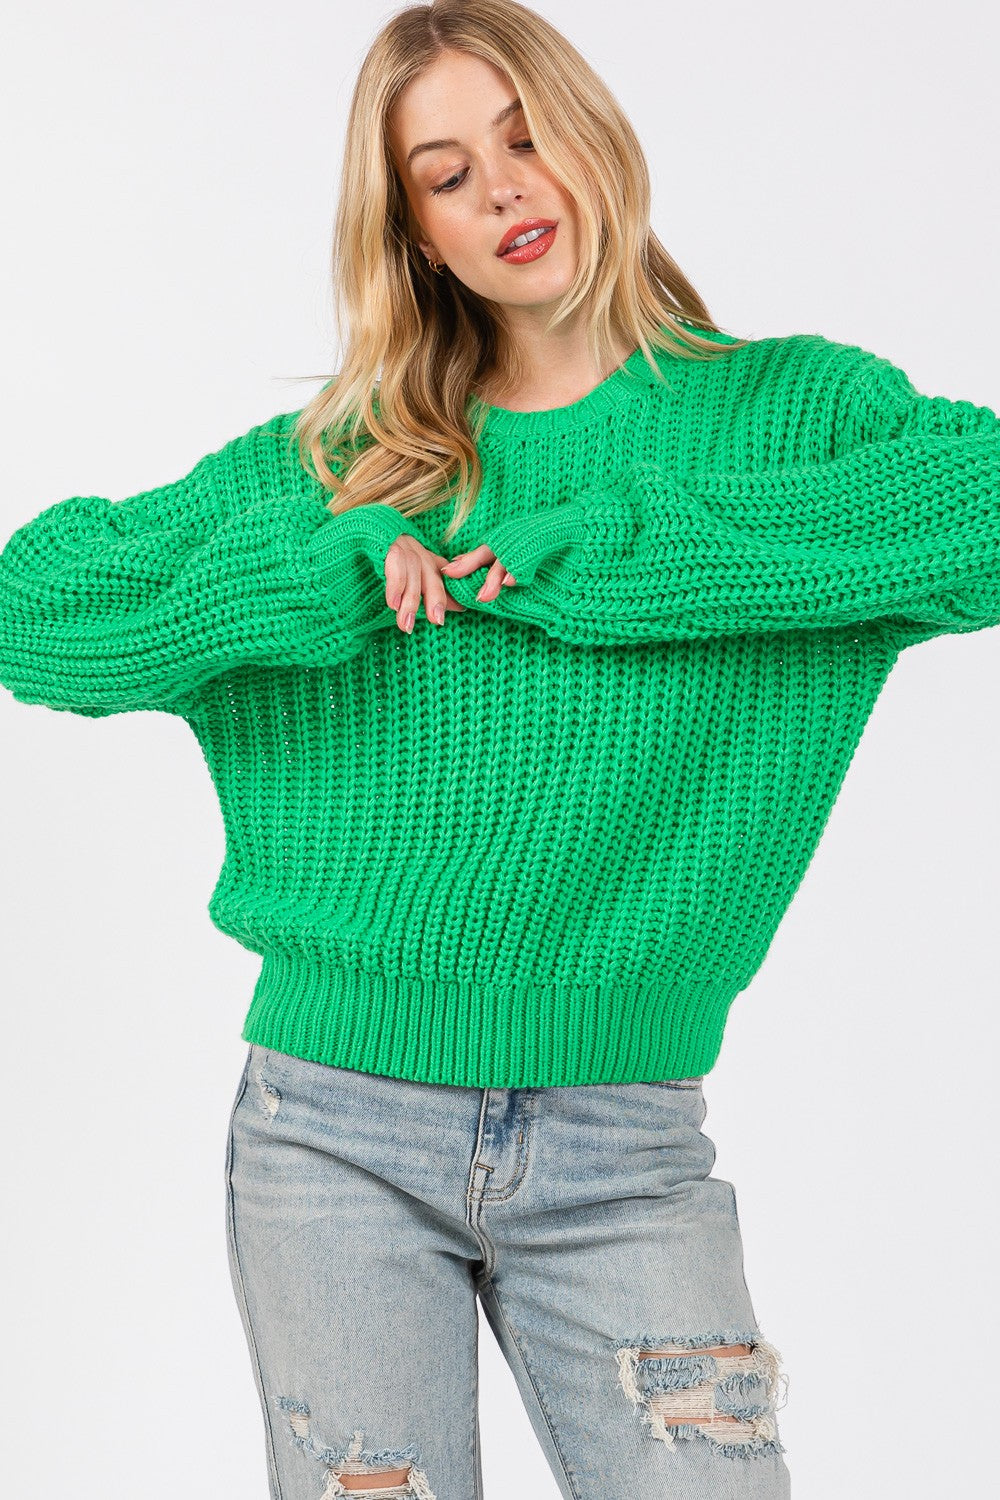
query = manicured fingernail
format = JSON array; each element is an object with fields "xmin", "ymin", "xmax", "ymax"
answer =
[
  {"xmin": 402, "ymin": 610, "xmax": 414, "ymax": 631},
  {"xmin": 431, "ymin": 603, "xmax": 444, "ymax": 624}
]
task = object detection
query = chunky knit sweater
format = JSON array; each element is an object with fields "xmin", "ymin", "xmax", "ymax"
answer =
[{"xmin": 2, "ymin": 326, "xmax": 999, "ymax": 1087}]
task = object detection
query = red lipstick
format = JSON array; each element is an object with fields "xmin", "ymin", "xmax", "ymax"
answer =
[{"xmin": 496, "ymin": 218, "xmax": 558, "ymax": 261}]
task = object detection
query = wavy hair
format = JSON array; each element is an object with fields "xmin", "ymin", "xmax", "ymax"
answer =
[{"xmin": 291, "ymin": 0, "xmax": 747, "ymax": 542}]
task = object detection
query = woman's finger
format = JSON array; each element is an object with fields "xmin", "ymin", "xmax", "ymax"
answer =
[
  {"xmin": 384, "ymin": 538, "xmax": 423, "ymax": 632},
  {"xmin": 427, "ymin": 551, "xmax": 469, "ymax": 614},
  {"xmin": 442, "ymin": 546, "xmax": 517, "ymax": 599},
  {"xmin": 475, "ymin": 557, "xmax": 510, "ymax": 603},
  {"xmin": 440, "ymin": 545, "xmax": 495, "ymax": 579},
  {"xmin": 422, "ymin": 555, "xmax": 467, "ymax": 624}
]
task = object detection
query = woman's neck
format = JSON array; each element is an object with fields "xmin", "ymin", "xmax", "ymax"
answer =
[{"xmin": 473, "ymin": 335, "xmax": 636, "ymax": 413}]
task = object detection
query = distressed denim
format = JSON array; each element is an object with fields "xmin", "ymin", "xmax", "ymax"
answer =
[{"xmin": 226, "ymin": 1043, "xmax": 790, "ymax": 1500}]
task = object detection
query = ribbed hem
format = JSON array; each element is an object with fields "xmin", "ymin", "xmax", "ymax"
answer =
[{"xmin": 239, "ymin": 951, "xmax": 740, "ymax": 1088}]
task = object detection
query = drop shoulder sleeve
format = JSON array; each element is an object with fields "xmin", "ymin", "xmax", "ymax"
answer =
[
  {"xmin": 449, "ymin": 349, "xmax": 1000, "ymax": 649},
  {"xmin": 0, "ymin": 414, "xmax": 428, "ymax": 717}
]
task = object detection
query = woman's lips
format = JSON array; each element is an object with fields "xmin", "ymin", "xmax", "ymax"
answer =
[{"xmin": 498, "ymin": 224, "xmax": 558, "ymax": 263}]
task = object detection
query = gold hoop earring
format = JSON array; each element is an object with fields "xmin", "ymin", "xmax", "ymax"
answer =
[{"xmin": 428, "ymin": 258, "xmax": 446, "ymax": 274}]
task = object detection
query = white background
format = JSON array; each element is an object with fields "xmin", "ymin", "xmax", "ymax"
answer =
[{"xmin": 2, "ymin": 3, "xmax": 998, "ymax": 1496}]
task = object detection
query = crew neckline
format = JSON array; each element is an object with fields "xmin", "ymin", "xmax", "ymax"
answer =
[
  {"xmin": 468, "ymin": 334, "xmax": 668, "ymax": 440},
  {"xmin": 466, "ymin": 323, "xmax": 739, "ymax": 440}
]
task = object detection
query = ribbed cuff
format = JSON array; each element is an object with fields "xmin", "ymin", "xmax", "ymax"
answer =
[
  {"xmin": 481, "ymin": 501, "xmax": 588, "ymax": 586},
  {"xmin": 305, "ymin": 503, "xmax": 427, "ymax": 581}
]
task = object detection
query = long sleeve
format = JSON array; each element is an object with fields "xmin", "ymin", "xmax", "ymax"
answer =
[
  {"xmin": 0, "ymin": 416, "xmax": 427, "ymax": 717},
  {"xmin": 448, "ymin": 350, "xmax": 1000, "ymax": 651}
]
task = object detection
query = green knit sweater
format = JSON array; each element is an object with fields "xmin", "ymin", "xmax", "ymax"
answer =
[{"xmin": 2, "ymin": 327, "xmax": 998, "ymax": 1086}]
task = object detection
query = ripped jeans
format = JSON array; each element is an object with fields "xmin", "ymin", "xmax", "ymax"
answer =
[{"xmin": 225, "ymin": 1043, "xmax": 791, "ymax": 1500}]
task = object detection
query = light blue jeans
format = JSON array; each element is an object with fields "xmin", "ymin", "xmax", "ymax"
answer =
[{"xmin": 225, "ymin": 1043, "xmax": 791, "ymax": 1500}]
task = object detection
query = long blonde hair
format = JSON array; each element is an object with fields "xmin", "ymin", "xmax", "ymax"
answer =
[{"xmin": 292, "ymin": 0, "xmax": 747, "ymax": 542}]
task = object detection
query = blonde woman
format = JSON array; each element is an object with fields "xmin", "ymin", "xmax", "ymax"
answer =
[{"xmin": 2, "ymin": 4, "xmax": 998, "ymax": 1499}]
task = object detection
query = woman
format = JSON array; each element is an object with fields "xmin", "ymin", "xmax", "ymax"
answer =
[{"xmin": 2, "ymin": 3, "xmax": 998, "ymax": 1498}]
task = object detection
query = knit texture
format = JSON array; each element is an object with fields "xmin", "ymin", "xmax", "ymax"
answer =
[{"xmin": 2, "ymin": 326, "xmax": 998, "ymax": 1086}]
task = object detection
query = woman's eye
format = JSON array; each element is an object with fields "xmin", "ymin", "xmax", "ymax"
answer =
[
  {"xmin": 429, "ymin": 140, "xmax": 535, "ymax": 196},
  {"xmin": 430, "ymin": 171, "xmax": 465, "ymax": 197}
]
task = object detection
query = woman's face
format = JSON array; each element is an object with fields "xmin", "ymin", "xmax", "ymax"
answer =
[{"xmin": 388, "ymin": 50, "xmax": 579, "ymax": 313}]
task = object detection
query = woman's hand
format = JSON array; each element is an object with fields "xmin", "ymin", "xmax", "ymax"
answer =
[
  {"xmin": 384, "ymin": 534, "xmax": 473, "ymax": 633},
  {"xmin": 441, "ymin": 546, "xmax": 517, "ymax": 603},
  {"xmin": 384, "ymin": 537, "xmax": 518, "ymax": 632}
]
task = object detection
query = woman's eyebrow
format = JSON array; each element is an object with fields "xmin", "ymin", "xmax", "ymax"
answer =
[{"xmin": 405, "ymin": 97, "xmax": 524, "ymax": 168}]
